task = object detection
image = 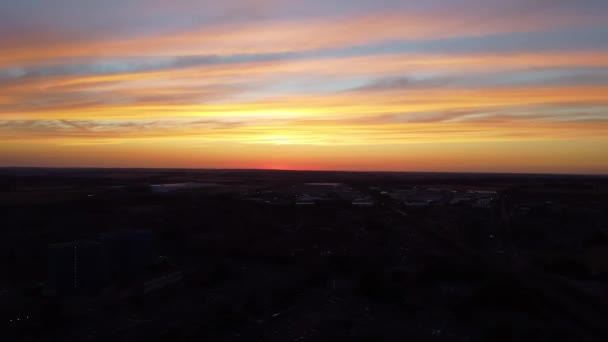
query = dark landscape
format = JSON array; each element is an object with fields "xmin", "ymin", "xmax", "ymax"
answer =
[{"xmin": 2, "ymin": 168, "xmax": 608, "ymax": 341}]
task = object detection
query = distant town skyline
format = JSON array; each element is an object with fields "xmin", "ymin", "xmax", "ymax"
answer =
[{"xmin": 1, "ymin": 0, "xmax": 607, "ymax": 174}]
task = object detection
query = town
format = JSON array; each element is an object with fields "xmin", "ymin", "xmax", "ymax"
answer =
[{"xmin": 1, "ymin": 168, "xmax": 608, "ymax": 341}]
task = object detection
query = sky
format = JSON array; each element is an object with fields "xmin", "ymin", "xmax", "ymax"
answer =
[{"xmin": 1, "ymin": 0, "xmax": 607, "ymax": 173}]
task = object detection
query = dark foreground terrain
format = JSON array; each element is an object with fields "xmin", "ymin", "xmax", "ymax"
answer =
[{"xmin": 1, "ymin": 168, "xmax": 608, "ymax": 341}]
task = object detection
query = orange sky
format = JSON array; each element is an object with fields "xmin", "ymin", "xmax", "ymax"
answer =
[{"xmin": 1, "ymin": 0, "xmax": 607, "ymax": 173}]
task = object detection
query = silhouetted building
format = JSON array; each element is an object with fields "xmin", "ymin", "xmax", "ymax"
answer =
[{"xmin": 48, "ymin": 240, "xmax": 106, "ymax": 295}]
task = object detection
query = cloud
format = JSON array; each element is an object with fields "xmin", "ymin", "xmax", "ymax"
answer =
[
  {"xmin": 1, "ymin": 103, "xmax": 607, "ymax": 147},
  {"xmin": 352, "ymin": 77, "xmax": 450, "ymax": 92},
  {"xmin": 0, "ymin": 53, "xmax": 296, "ymax": 82},
  {"xmin": 59, "ymin": 120, "xmax": 90, "ymax": 131},
  {"xmin": 351, "ymin": 67, "xmax": 608, "ymax": 92},
  {"xmin": 2, "ymin": 4, "xmax": 606, "ymax": 68},
  {"xmin": 2, "ymin": 49, "xmax": 608, "ymax": 122},
  {"xmin": 3, "ymin": 50, "xmax": 607, "ymax": 92}
]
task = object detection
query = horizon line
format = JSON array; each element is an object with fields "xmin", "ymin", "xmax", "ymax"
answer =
[{"xmin": 1, "ymin": 165, "xmax": 606, "ymax": 177}]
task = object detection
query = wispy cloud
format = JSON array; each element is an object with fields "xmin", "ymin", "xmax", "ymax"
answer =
[{"xmin": 2, "ymin": 6, "xmax": 605, "ymax": 66}]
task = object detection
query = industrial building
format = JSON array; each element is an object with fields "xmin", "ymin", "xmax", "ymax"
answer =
[
  {"xmin": 48, "ymin": 230, "xmax": 156, "ymax": 296},
  {"xmin": 48, "ymin": 240, "xmax": 107, "ymax": 295}
]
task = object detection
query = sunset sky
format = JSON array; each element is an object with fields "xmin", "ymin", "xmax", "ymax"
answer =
[{"xmin": 1, "ymin": 0, "xmax": 607, "ymax": 173}]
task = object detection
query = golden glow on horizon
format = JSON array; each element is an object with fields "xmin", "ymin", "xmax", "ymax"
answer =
[{"xmin": 3, "ymin": 85, "xmax": 607, "ymax": 119}]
